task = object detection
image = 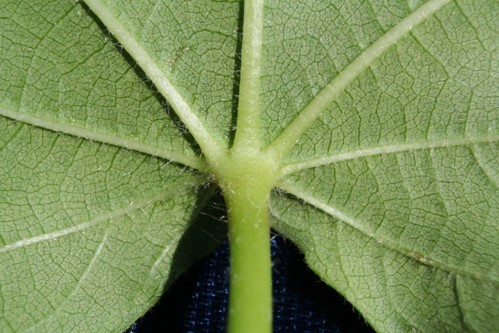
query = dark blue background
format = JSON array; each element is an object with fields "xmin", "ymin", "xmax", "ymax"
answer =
[{"xmin": 125, "ymin": 234, "xmax": 374, "ymax": 333}]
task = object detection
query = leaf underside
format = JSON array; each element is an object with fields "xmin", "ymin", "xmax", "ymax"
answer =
[{"xmin": 0, "ymin": 1, "xmax": 497, "ymax": 333}]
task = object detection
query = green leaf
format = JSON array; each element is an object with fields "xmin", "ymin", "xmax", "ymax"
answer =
[
  {"xmin": 1, "ymin": 0, "xmax": 497, "ymax": 332},
  {"xmin": 0, "ymin": 2, "xmax": 224, "ymax": 331},
  {"xmin": 268, "ymin": 0, "xmax": 499, "ymax": 331}
]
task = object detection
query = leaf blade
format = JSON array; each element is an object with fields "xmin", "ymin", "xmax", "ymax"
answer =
[
  {"xmin": 279, "ymin": 144, "xmax": 499, "ymax": 282},
  {"xmin": 0, "ymin": 117, "xmax": 209, "ymax": 332},
  {"xmin": 0, "ymin": 1, "xmax": 203, "ymax": 169},
  {"xmin": 271, "ymin": 192, "xmax": 499, "ymax": 332}
]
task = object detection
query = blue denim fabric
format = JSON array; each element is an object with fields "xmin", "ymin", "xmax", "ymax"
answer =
[{"xmin": 125, "ymin": 234, "xmax": 373, "ymax": 333}]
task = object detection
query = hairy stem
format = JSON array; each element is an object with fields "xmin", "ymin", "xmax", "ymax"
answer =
[
  {"xmin": 224, "ymin": 181, "xmax": 272, "ymax": 333},
  {"xmin": 211, "ymin": 150, "xmax": 279, "ymax": 333}
]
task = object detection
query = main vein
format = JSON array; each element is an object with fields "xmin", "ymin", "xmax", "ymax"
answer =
[
  {"xmin": 83, "ymin": 0, "xmax": 225, "ymax": 162},
  {"xmin": 0, "ymin": 180, "xmax": 204, "ymax": 254},
  {"xmin": 265, "ymin": 0, "xmax": 451, "ymax": 160},
  {"xmin": 275, "ymin": 181, "xmax": 498, "ymax": 283},
  {"xmin": 232, "ymin": 0, "xmax": 265, "ymax": 151},
  {"xmin": 282, "ymin": 134, "xmax": 499, "ymax": 175},
  {"xmin": 0, "ymin": 104, "xmax": 206, "ymax": 170}
]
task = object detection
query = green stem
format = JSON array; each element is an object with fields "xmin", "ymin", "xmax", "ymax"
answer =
[
  {"xmin": 223, "ymin": 177, "xmax": 272, "ymax": 333},
  {"xmin": 212, "ymin": 150, "xmax": 279, "ymax": 333}
]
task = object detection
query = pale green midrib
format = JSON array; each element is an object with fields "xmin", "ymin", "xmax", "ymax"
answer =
[
  {"xmin": 271, "ymin": 183, "xmax": 499, "ymax": 284},
  {"xmin": 232, "ymin": 0, "xmax": 264, "ymax": 151},
  {"xmin": 0, "ymin": 179, "xmax": 205, "ymax": 253},
  {"xmin": 265, "ymin": 0, "xmax": 451, "ymax": 160},
  {"xmin": 0, "ymin": 104, "xmax": 206, "ymax": 171},
  {"xmin": 83, "ymin": 0, "xmax": 225, "ymax": 162},
  {"xmin": 282, "ymin": 134, "xmax": 499, "ymax": 175}
]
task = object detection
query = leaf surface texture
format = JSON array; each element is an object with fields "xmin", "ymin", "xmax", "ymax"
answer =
[{"xmin": 0, "ymin": 0, "xmax": 497, "ymax": 332}]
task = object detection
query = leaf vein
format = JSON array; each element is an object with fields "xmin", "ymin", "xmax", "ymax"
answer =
[
  {"xmin": 282, "ymin": 134, "xmax": 499, "ymax": 174},
  {"xmin": 83, "ymin": 0, "xmax": 225, "ymax": 162},
  {"xmin": 23, "ymin": 229, "xmax": 110, "ymax": 332},
  {"xmin": 266, "ymin": 0, "xmax": 451, "ymax": 160},
  {"xmin": 277, "ymin": 180, "xmax": 498, "ymax": 284},
  {"xmin": 470, "ymin": 144, "xmax": 499, "ymax": 188},
  {"xmin": 0, "ymin": 105, "xmax": 206, "ymax": 170},
  {"xmin": 0, "ymin": 180, "xmax": 204, "ymax": 254}
]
